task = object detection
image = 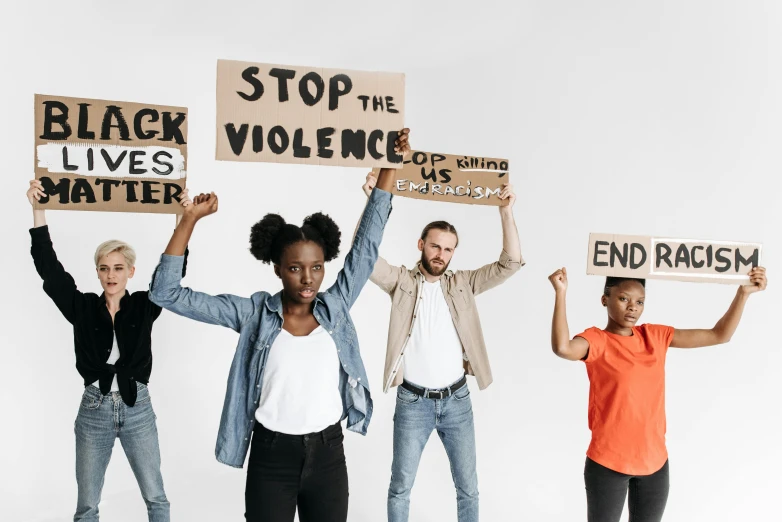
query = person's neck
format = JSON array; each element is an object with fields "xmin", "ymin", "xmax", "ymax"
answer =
[
  {"xmin": 282, "ymin": 294, "xmax": 314, "ymax": 316},
  {"xmin": 605, "ymin": 320, "xmax": 633, "ymax": 336},
  {"xmin": 419, "ymin": 265, "xmax": 441, "ymax": 283},
  {"xmin": 104, "ymin": 292, "xmax": 123, "ymax": 316}
]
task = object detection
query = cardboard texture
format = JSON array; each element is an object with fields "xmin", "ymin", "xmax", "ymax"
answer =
[
  {"xmin": 34, "ymin": 94, "xmax": 188, "ymax": 213},
  {"xmin": 215, "ymin": 59, "xmax": 405, "ymax": 168},
  {"xmin": 382, "ymin": 151, "xmax": 510, "ymax": 206},
  {"xmin": 587, "ymin": 233, "xmax": 762, "ymax": 284}
]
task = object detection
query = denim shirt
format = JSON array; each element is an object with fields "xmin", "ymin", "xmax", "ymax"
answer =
[{"xmin": 149, "ymin": 188, "xmax": 392, "ymax": 468}]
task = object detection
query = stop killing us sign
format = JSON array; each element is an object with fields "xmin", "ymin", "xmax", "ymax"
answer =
[
  {"xmin": 34, "ymin": 94, "xmax": 187, "ymax": 213},
  {"xmin": 388, "ymin": 151, "xmax": 510, "ymax": 207},
  {"xmin": 587, "ymin": 233, "xmax": 762, "ymax": 284}
]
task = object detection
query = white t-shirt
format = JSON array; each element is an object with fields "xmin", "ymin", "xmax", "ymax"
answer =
[
  {"xmin": 255, "ymin": 326, "xmax": 344, "ymax": 435},
  {"xmin": 92, "ymin": 333, "xmax": 120, "ymax": 391},
  {"xmin": 403, "ymin": 280, "xmax": 465, "ymax": 389}
]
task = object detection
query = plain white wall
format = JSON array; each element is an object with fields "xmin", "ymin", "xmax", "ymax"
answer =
[{"xmin": 1, "ymin": 1, "xmax": 780, "ymax": 520}]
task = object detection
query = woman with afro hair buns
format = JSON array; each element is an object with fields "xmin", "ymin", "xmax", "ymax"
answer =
[{"xmin": 149, "ymin": 129, "xmax": 410, "ymax": 522}]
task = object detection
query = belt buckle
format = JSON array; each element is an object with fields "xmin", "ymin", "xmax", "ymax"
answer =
[{"xmin": 428, "ymin": 389, "xmax": 444, "ymax": 399}]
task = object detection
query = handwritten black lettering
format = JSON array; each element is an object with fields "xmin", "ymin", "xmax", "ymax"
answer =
[{"xmin": 238, "ymin": 67, "xmax": 264, "ymax": 101}]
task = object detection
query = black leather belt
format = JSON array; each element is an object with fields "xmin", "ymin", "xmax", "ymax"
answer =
[{"xmin": 401, "ymin": 375, "xmax": 467, "ymax": 399}]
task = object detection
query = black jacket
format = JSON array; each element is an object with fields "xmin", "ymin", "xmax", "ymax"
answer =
[{"xmin": 30, "ymin": 225, "xmax": 185, "ymax": 406}]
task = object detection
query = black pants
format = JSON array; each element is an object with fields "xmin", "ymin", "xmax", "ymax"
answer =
[
  {"xmin": 245, "ymin": 422, "xmax": 348, "ymax": 522},
  {"xmin": 584, "ymin": 457, "xmax": 670, "ymax": 522}
]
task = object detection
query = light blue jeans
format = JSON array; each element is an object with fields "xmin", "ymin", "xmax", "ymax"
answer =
[
  {"xmin": 388, "ymin": 379, "xmax": 479, "ymax": 522},
  {"xmin": 74, "ymin": 383, "xmax": 169, "ymax": 522}
]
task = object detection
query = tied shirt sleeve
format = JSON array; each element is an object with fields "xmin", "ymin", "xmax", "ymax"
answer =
[
  {"xmin": 30, "ymin": 225, "xmax": 85, "ymax": 324},
  {"xmin": 576, "ymin": 327, "xmax": 606, "ymax": 363}
]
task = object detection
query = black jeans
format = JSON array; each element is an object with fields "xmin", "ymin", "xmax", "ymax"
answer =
[
  {"xmin": 584, "ymin": 457, "xmax": 670, "ymax": 522},
  {"xmin": 245, "ymin": 422, "xmax": 348, "ymax": 522}
]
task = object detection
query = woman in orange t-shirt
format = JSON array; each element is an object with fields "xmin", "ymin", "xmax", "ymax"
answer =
[{"xmin": 547, "ymin": 267, "xmax": 767, "ymax": 522}]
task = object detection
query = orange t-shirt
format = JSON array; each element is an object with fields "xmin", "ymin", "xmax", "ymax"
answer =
[{"xmin": 576, "ymin": 323, "xmax": 674, "ymax": 476}]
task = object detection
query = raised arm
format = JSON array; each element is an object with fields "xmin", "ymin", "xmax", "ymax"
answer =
[
  {"xmin": 360, "ymin": 172, "xmax": 404, "ymax": 295},
  {"xmin": 28, "ymin": 180, "xmax": 47, "ymax": 228},
  {"xmin": 149, "ymin": 192, "xmax": 256, "ymax": 332},
  {"xmin": 326, "ymin": 129, "xmax": 409, "ymax": 306},
  {"xmin": 27, "ymin": 179, "xmax": 85, "ymax": 324},
  {"xmin": 670, "ymin": 267, "xmax": 767, "ymax": 348},
  {"xmin": 369, "ymin": 255, "xmax": 406, "ymax": 295},
  {"xmin": 548, "ymin": 268, "xmax": 590, "ymax": 361},
  {"xmin": 499, "ymin": 184, "xmax": 521, "ymax": 260},
  {"xmin": 463, "ymin": 183, "xmax": 524, "ymax": 295}
]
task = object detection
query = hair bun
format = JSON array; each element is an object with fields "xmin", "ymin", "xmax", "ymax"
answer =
[
  {"xmin": 303, "ymin": 212, "xmax": 341, "ymax": 261},
  {"xmin": 249, "ymin": 214, "xmax": 287, "ymax": 263}
]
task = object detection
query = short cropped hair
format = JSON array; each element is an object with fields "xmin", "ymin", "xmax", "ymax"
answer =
[
  {"xmin": 420, "ymin": 221, "xmax": 459, "ymax": 247},
  {"xmin": 94, "ymin": 240, "xmax": 137, "ymax": 268},
  {"xmin": 604, "ymin": 276, "xmax": 645, "ymax": 296}
]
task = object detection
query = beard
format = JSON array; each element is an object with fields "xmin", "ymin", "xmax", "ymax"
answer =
[{"xmin": 420, "ymin": 252, "xmax": 450, "ymax": 277}]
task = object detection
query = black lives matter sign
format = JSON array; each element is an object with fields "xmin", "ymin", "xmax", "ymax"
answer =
[
  {"xmin": 587, "ymin": 233, "xmax": 762, "ymax": 284},
  {"xmin": 34, "ymin": 94, "xmax": 187, "ymax": 213},
  {"xmin": 215, "ymin": 60, "xmax": 405, "ymax": 168}
]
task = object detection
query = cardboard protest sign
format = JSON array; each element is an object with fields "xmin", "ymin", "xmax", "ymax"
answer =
[
  {"xmin": 216, "ymin": 59, "xmax": 405, "ymax": 168},
  {"xmin": 34, "ymin": 94, "xmax": 187, "ymax": 213},
  {"xmin": 587, "ymin": 233, "xmax": 762, "ymax": 284},
  {"xmin": 385, "ymin": 151, "xmax": 510, "ymax": 206}
]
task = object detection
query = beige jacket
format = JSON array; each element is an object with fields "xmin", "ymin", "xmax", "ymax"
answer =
[{"xmin": 370, "ymin": 249, "xmax": 524, "ymax": 392}]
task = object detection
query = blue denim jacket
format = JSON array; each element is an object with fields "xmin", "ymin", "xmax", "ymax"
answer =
[{"xmin": 149, "ymin": 188, "xmax": 392, "ymax": 468}]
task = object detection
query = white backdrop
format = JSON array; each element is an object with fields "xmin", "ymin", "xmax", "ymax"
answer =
[{"xmin": 1, "ymin": 1, "xmax": 780, "ymax": 521}]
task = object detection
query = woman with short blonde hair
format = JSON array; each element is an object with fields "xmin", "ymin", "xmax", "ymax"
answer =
[
  {"xmin": 27, "ymin": 179, "xmax": 190, "ymax": 522},
  {"xmin": 93, "ymin": 240, "xmax": 137, "ymax": 269}
]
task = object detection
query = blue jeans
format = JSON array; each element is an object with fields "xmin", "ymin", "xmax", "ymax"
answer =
[
  {"xmin": 74, "ymin": 383, "xmax": 169, "ymax": 522},
  {"xmin": 388, "ymin": 379, "xmax": 479, "ymax": 522}
]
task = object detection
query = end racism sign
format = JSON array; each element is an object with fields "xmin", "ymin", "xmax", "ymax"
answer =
[
  {"xmin": 34, "ymin": 94, "xmax": 187, "ymax": 213},
  {"xmin": 387, "ymin": 151, "xmax": 510, "ymax": 206},
  {"xmin": 587, "ymin": 233, "xmax": 762, "ymax": 284},
  {"xmin": 216, "ymin": 59, "xmax": 405, "ymax": 168}
]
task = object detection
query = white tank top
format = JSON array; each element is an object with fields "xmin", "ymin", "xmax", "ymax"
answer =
[
  {"xmin": 254, "ymin": 326, "xmax": 344, "ymax": 434},
  {"xmin": 403, "ymin": 280, "xmax": 465, "ymax": 388}
]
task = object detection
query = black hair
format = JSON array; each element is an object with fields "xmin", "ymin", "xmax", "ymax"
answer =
[
  {"xmin": 604, "ymin": 276, "xmax": 646, "ymax": 296},
  {"xmin": 249, "ymin": 212, "xmax": 341, "ymax": 265},
  {"xmin": 420, "ymin": 220, "xmax": 459, "ymax": 247}
]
